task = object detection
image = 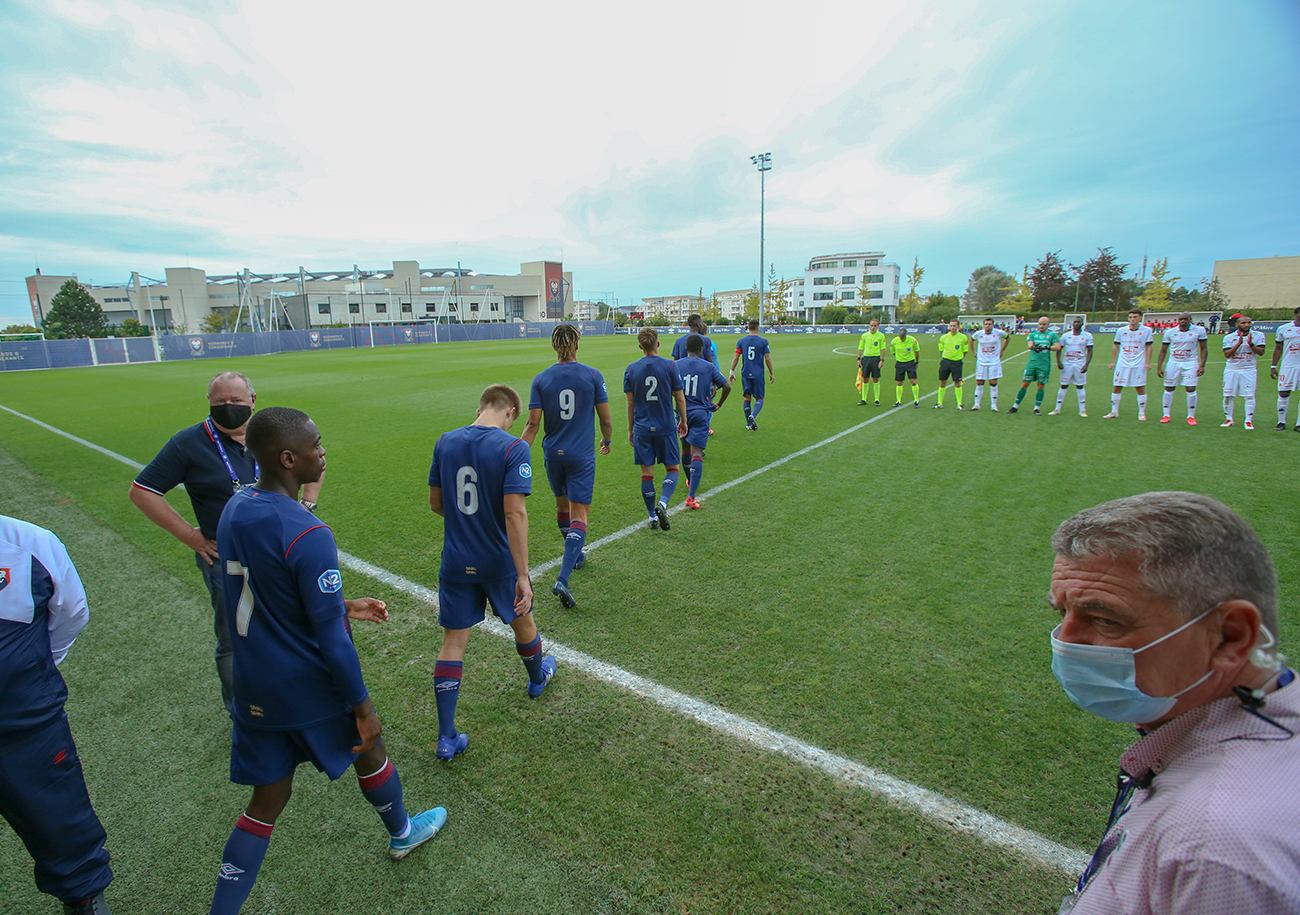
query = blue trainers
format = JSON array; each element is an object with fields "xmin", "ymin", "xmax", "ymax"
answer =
[
  {"xmin": 435, "ymin": 732, "xmax": 468, "ymax": 760},
  {"xmin": 528, "ymin": 655, "xmax": 557, "ymax": 698},
  {"xmin": 388, "ymin": 806, "xmax": 447, "ymax": 859},
  {"xmin": 552, "ymin": 580, "xmax": 576, "ymax": 608}
]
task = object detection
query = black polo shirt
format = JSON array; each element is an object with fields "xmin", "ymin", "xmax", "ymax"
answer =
[{"xmin": 134, "ymin": 420, "xmax": 258, "ymax": 538}]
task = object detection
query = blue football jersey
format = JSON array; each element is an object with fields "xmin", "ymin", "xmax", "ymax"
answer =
[
  {"xmin": 736, "ymin": 334, "xmax": 770, "ymax": 378},
  {"xmin": 676, "ymin": 355, "xmax": 728, "ymax": 410},
  {"xmin": 671, "ymin": 335, "xmax": 717, "ymax": 364},
  {"xmin": 429, "ymin": 424, "xmax": 532, "ymax": 583},
  {"xmin": 217, "ymin": 488, "xmax": 367, "ymax": 730},
  {"xmin": 528, "ymin": 361, "xmax": 608, "ymax": 459},
  {"xmin": 624, "ymin": 355, "xmax": 682, "ymax": 437}
]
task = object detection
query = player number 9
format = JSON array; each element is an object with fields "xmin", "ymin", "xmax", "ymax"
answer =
[
  {"xmin": 559, "ymin": 388, "xmax": 575, "ymax": 420},
  {"xmin": 456, "ymin": 465, "xmax": 480, "ymax": 515}
]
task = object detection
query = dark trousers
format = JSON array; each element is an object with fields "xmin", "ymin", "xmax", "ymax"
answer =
[
  {"xmin": 0, "ymin": 713, "xmax": 113, "ymax": 902},
  {"xmin": 197, "ymin": 551, "xmax": 235, "ymax": 710}
]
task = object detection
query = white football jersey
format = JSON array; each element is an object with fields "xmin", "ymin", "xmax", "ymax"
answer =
[
  {"xmin": 1276, "ymin": 323, "xmax": 1300, "ymax": 369},
  {"xmin": 1224, "ymin": 329, "xmax": 1265, "ymax": 372},
  {"xmin": 1060, "ymin": 331, "xmax": 1094, "ymax": 365},
  {"xmin": 974, "ymin": 329, "xmax": 1006, "ymax": 366},
  {"xmin": 1164, "ymin": 326, "xmax": 1207, "ymax": 363},
  {"xmin": 1113, "ymin": 326, "xmax": 1154, "ymax": 367}
]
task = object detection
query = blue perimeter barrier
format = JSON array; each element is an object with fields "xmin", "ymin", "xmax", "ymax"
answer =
[
  {"xmin": 624, "ymin": 322, "xmax": 1290, "ymax": 337},
  {"xmin": 1, "ymin": 322, "xmax": 617, "ymax": 372}
]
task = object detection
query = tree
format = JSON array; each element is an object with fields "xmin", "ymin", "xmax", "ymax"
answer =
[
  {"xmin": 201, "ymin": 311, "xmax": 237, "ymax": 333},
  {"xmin": 111, "ymin": 317, "xmax": 152, "ymax": 337},
  {"xmin": 1135, "ymin": 258, "xmax": 1180, "ymax": 313},
  {"xmin": 743, "ymin": 288, "xmax": 761, "ymax": 322},
  {"xmin": 897, "ymin": 257, "xmax": 926, "ymax": 318},
  {"xmin": 819, "ymin": 305, "xmax": 849, "ymax": 325},
  {"xmin": 960, "ymin": 266, "xmax": 1014, "ymax": 314},
  {"xmin": 767, "ymin": 266, "xmax": 793, "ymax": 323},
  {"xmin": 916, "ymin": 291, "xmax": 961, "ymax": 324},
  {"xmin": 1199, "ymin": 275, "xmax": 1230, "ymax": 312},
  {"xmin": 1030, "ymin": 251, "xmax": 1076, "ymax": 312},
  {"xmin": 701, "ymin": 293, "xmax": 723, "ymax": 326},
  {"xmin": 1, "ymin": 323, "xmax": 41, "ymax": 335},
  {"xmin": 1073, "ymin": 247, "xmax": 1130, "ymax": 312},
  {"xmin": 613, "ymin": 312, "xmax": 628, "ymax": 327},
  {"xmin": 1001, "ymin": 266, "xmax": 1036, "ymax": 317},
  {"xmin": 43, "ymin": 279, "xmax": 109, "ymax": 338},
  {"xmin": 596, "ymin": 301, "xmax": 611, "ymax": 321}
]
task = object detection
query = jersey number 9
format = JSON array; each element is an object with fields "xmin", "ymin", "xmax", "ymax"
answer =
[{"xmin": 559, "ymin": 388, "xmax": 575, "ymax": 420}]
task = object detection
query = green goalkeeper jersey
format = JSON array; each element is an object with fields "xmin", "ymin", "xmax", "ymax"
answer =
[{"xmin": 1025, "ymin": 331, "xmax": 1060, "ymax": 369}]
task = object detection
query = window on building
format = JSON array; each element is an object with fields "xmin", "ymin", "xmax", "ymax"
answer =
[
  {"xmin": 349, "ymin": 303, "xmax": 360, "ymax": 314},
  {"xmin": 813, "ymin": 277, "xmax": 835, "ymax": 286},
  {"xmin": 842, "ymin": 260, "xmax": 857, "ymax": 267},
  {"xmin": 401, "ymin": 302, "xmax": 413, "ymax": 313},
  {"xmin": 864, "ymin": 258, "xmax": 879, "ymax": 266},
  {"xmin": 842, "ymin": 276, "xmax": 855, "ymax": 284},
  {"xmin": 813, "ymin": 292, "xmax": 835, "ymax": 301},
  {"xmin": 841, "ymin": 291, "xmax": 855, "ymax": 300},
  {"xmin": 375, "ymin": 303, "xmax": 387, "ymax": 313},
  {"xmin": 865, "ymin": 274, "xmax": 884, "ymax": 284},
  {"xmin": 317, "ymin": 303, "xmax": 331, "ymax": 314},
  {"xmin": 449, "ymin": 303, "xmax": 458, "ymax": 311},
  {"xmin": 425, "ymin": 304, "xmax": 437, "ymax": 312},
  {"xmin": 470, "ymin": 303, "xmax": 479, "ymax": 312},
  {"xmin": 867, "ymin": 290, "xmax": 884, "ymax": 299},
  {"xmin": 489, "ymin": 302, "xmax": 499, "ymax": 311}
]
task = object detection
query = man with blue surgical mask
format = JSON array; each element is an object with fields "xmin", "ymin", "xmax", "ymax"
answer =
[{"xmin": 1048, "ymin": 492, "xmax": 1299, "ymax": 915}]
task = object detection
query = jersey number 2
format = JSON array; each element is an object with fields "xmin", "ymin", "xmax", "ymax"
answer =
[{"xmin": 643, "ymin": 376, "xmax": 659, "ymax": 401}]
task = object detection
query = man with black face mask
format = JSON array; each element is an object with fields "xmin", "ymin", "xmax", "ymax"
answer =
[{"xmin": 130, "ymin": 371, "xmax": 323, "ymax": 713}]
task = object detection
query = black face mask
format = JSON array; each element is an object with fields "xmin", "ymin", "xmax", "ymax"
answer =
[{"xmin": 210, "ymin": 403, "xmax": 252, "ymax": 430}]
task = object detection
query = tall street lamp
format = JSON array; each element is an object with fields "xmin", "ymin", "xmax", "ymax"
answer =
[{"xmin": 750, "ymin": 152, "xmax": 771, "ymax": 325}]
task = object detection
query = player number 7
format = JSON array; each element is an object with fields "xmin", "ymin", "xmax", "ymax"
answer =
[{"xmin": 226, "ymin": 560, "xmax": 255, "ymax": 637}]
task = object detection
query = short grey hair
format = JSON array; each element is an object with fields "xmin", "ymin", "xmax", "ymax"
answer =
[
  {"xmin": 208, "ymin": 371, "xmax": 255, "ymax": 399},
  {"xmin": 1052, "ymin": 491, "xmax": 1278, "ymax": 634}
]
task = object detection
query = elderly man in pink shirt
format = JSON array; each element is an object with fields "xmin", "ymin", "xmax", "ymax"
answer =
[{"xmin": 1048, "ymin": 491, "xmax": 1298, "ymax": 915}]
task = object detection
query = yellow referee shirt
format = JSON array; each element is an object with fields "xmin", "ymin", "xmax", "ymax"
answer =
[
  {"xmin": 858, "ymin": 330, "xmax": 887, "ymax": 357},
  {"xmin": 937, "ymin": 332, "xmax": 969, "ymax": 361},
  {"xmin": 890, "ymin": 336, "xmax": 922, "ymax": 362}
]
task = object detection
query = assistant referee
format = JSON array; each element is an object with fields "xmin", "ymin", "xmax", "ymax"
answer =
[
  {"xmin": 890, "ymin": 329, "xmax": 923, "ymax": 408},
  {"xmin": 856, "ymin": 317, "xmax": 887, "ymax": 405}
]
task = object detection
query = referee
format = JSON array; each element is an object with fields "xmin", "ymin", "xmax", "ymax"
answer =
[
  {"xmin": 935, "ymin": 318, "xmax": 970, "ymax": 410},
  {"xmin": 890, "ymin": 328, "xmax": 923, "ymax": 408},
  {"xmin": 856, "ymin": 317, "xmax": 887, "ymax": 405}
]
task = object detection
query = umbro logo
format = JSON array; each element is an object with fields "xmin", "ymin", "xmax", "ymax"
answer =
[{"xmin": 219, "ymin": 863, "xmax": 245, "ymax": 880}]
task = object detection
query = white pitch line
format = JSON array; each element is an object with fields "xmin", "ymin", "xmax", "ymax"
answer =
[{"xmin": 2, "ymin": 364, "xmax": 1087, "ymax": 875}]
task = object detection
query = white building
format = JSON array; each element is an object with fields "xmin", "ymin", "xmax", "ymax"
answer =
[
  {"xmin": 26, "ymin": 259, "xmax": 574, "ymax": 332},
  {"xmin": 801, "ymin": 252, "xmax": 901, "ymax": 323}
]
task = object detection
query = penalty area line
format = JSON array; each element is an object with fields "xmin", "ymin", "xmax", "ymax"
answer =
[{"xmin": 1, "ymin": 369, "xmax": 1086, "ymax": 874}]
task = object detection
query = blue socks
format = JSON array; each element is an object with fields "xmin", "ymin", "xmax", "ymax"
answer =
[
  {"xmin": 517, "ymin": 635, "xmax": 545, "ymax": 683},
  {"xmin": 433, "ymin": 660, "xmax": 462, "ymax": 740},
  {"xmin": 752, "ymin": 398, "xmax": 764, "ymax": 418},
  {"xmin": 743, "ymin": 401, "xmax": 752, "ymax": 420},
  {"xmin": 641, "ymin": 474, "xmax": 656, "ymax": 515},
  {"xmin": 210, "ymin": 815, "xmax": 272, "ymax": 915},
  {"xmin": 688, "ymin": 456, "xmax": 704, "ymax": 498},
  {"xmin": 558, "ymin": 520, "xmax": 586, "ymax": 586},
  {"xmin": 357, "ymin": 758, "xmax": 411, "ymax": 838},
  {"xmin": 660, "ymin": 470, "xmax": 679, "ymax": 507}
]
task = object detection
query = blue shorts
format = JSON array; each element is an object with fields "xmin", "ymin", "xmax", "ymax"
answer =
[
  {"xmin": 631, "ymin": 434, "xmax": 681, "ymax": 468},
  {"xmin": 742, "ymin": 375, "xmax": 766, "ymax": 399},
  {"xmin": 439, "ymin": 574, "xmax": 528, "ymax": 629},
  {"xmin": 544, "ymin": 453, "xmax": 596, "ymax": 505},
  {"xmin": 230, "ymin": 712, "xmax": 361, "ymax": 785},
  {"xmin": 684, "ymin": 407, "xmax": 712, "ymax": 449}
]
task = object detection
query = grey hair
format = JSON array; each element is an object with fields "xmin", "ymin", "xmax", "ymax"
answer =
[
  {"xmin": 208, "ymin": 371, "xmax": 255, "ymax": 399},
  {"xmin": 1052, "ymin": 491, "xmax": 1278, "ymax": 633}
]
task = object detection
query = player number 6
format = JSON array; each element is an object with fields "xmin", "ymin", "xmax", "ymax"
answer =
[{"xmin": 456, "ymin": 465, "xmax": 480, "ymax": 515}]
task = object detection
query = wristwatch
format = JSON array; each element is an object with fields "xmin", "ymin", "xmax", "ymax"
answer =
[{"xmin": 300, "ymin": 499, "xmax": 317, "ymax": 513}]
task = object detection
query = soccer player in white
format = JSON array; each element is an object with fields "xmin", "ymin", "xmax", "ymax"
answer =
[
  {"xmin": 1269, "ymin": 305, "xmax": 1300, "ymax": 431},
  {"xmin": 1220, "ymin": 315, "xmax": 1266, "ymax": 429},
  {"xmin": 970, "ymin": 318, "xmax": 1009, "ymax": 411},
  {"xmin": 1104, "ymin": 308, "xmax": 1155, "ymax": 420},
  {"xmin": 1155, "ymin": 312, "xmax": 1208, "ymax": 425},
  {"xmin": 1051, "ymin": 317, "xmax": 1093, "ymax": 416}
]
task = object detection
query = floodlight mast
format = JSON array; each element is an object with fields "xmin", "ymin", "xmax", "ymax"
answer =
[{"xmin": 750, "ymin": 152, "xmax": 771, "ymax": 326}]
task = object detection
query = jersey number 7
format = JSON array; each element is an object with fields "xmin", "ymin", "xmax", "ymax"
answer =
[{"xmin": 226, "ymin": 560, "xmax": 255, "ymax": 637}]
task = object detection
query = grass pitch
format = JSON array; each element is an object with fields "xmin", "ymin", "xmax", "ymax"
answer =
[{"xmin": 1, "ymin": 333, "xmax": 1295, "ymax": 914}]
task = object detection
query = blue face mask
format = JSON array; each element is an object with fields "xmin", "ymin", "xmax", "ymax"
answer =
[{"xmin": 1050, "ymin": 607, "xmax": 1217, "ymax": 723}]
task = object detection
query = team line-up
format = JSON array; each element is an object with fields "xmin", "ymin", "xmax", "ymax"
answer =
[{"xmin": 849, "ymin": 306, "xmax": 1300, "ymax": 429}]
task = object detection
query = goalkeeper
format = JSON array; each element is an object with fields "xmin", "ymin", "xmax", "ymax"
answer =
[{"xmin": 1008, "ymin": 316, "xmax": 1061, "ymax": 415}]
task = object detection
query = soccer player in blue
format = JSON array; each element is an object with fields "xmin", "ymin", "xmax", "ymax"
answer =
[
  {"xmin": 670, "ymin": 314, "xmax": 717, "ymax": 364},
  {"xmin": 624, "ymin": 327, "xmax": 688, "ymax": 530},
  {"xmin": 429, "ymin": 384, "xmax": 557, "ymax": 762},
  {"xmin": 1, "ymin": 514, "xmax": 113, "ymax": 915},
  {"xmin": 676, "ymin": 334, "xmax": 731, "ymax": 510},
  {"xmin": 521, "ymin": 324, "xmax": 613, "ymax": 609},
  {"xmin": 210, "ymin": 407, "xmax": 445, "ymax": 915},
  {"xmin": 728, "ymin": 318, "xmax": 775, "ymax": 430}
]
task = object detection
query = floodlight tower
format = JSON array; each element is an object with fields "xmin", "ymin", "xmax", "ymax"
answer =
[{"xmin": 750, "ymin": 152, "xmax": 771, "ymax": 325}]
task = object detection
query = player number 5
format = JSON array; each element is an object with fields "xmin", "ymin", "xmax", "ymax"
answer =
[
  {"xmin": 226, "ymin": 560, "xmax": 255, "ymax": 637},
  {"xmin": 456, "ymin": 465, "xmax": 480, "ymax": 515}
]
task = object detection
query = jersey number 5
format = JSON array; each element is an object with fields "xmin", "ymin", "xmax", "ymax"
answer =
[{"xmin": 226, "ymin": 560, "xmax": 254, "ymax": 637}]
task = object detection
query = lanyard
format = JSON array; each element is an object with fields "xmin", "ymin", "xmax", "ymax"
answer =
[
  {"xmin": 205, "ymin": 418, "xmax": 259, "ymax": 492},
  {"xmin": 1061, "ymin": 769, "xmax": 1147, "ymax": 912}
]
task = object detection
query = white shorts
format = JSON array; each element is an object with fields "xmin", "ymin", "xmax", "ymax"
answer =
[
  {"xmin": 1163, "ymin": 360, "xmax": 1200, "ymax": 388},
  {"xmin": 975, "ymin": 363, "xmax": 1003, "ymax": 381},
  {"xmin": 1113, "ymin": 364, "xmax": 1148, "ymax": 388},
  {"xmin": 1223, "ymin": 371, "xmax": 1257, "ymax": 397},
  {"xmin": 1059, "ymin": 364, "xmax": 1087, "ymax": 386},
  {"xmin": 1279, "ymin": 365, "xmax": 1300, "ymax": 392}
]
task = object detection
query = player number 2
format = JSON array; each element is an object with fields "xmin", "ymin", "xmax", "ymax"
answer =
[
  {"xmin": 456, "ymin": 465, "xmax": 479, "ymax": 515},
  {"xmin": 643, "ymin": 376, "xmax": 659, "ymax": 401},
  {"xmin": 559, "ymin": 388, "xmax": 575, "ymax": 420},
  {"xmin": 226, "ymin": 560, "xmax": 255, "ymax": 637}
]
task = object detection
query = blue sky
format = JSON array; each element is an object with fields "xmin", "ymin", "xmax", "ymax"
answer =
[{"xmin": 1, "ymin": 0, "xmax": 1297, "ymax": 325}]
